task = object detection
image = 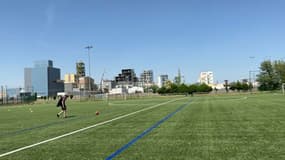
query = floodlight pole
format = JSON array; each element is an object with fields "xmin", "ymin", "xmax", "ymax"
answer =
[
  {"xmin": 85, "ymin": 45, "xmax": 93, "ymax": 91},
  {"xmin": 248, "ymin": 56, "xmax": 255, "ymax": 84},
  {"xmin": 249, "ymin": 70, "xmax": 259, "ymax": 89}
]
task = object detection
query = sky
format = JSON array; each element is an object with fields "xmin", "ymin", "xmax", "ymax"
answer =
[{"xmin": 0, "ymin": 0, "xmax": 285, "ymax": 88}]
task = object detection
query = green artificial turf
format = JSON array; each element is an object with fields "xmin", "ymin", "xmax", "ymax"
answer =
[{"xmin": 0, "ymin": 93, "xmax": 285, "ymax": 160}]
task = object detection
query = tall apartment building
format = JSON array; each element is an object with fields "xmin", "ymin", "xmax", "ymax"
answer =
[
  {"xmin": 174, "ymin": 69, "xmax": 182, "ymax": 85},
  {"xmin": 24, "ymin": 60, "xmax": 64, "ymax": 97},
  {"xmin": 198, "ymin": 71, "xmax": 214, "ymax": 85},
  {"xmin": 158, "ymin": 75, "xmax": 169, "ymax": 88},
  {"xmin": 140, "ymin": 70, "xmax": 154, "ymax": 86},
  {"xmin": 115, "ymin": 69, "xmax": 139, "ymax": 86}
]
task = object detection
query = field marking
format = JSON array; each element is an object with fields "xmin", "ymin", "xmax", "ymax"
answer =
[
  {"xmin": 105, "ymin": 100, "xmax": 191, "ymax": 160},
  {"xmin": 0, "ymin": 97, "xmax": 187, "ymax": 158}
]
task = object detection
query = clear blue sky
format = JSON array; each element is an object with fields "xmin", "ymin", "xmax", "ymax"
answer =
[{"xmin": 0, "ymin": 0, "xmax": 285, "ymax": 88}]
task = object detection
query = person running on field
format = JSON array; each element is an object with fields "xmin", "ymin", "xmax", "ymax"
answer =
[{"xmin": 57, "ymin": 95, "xmax": 68, "ymax": 118}]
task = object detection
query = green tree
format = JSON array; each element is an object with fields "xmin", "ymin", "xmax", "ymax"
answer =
[
  {"xmin": 230, "ymin": 81, "xmax": 249, "ymax": 92},
  {"xmin": 157, "ymin": 86, "xmax": 167, "ymax": 94},
  {"xmin": 197, "ymin": 83, "xmax": 212, "ymax": 93},
  {"xmin": 257, "ymin": 60, "xmax": 280, "ymax": 90},
  {"xmin": 150, "ymin": 85, "xmax": 159, "ymax": 93},
  {"xmin": 165, "ymin": 80, "xmax": 173, "ymax": 90},
  {"xmin": 241, "ymin": 82, "xmax": 249, "ymax": 91},
  {"xmin": 169, "ymin": 83, "xmax": 178, "ymax": 93},
  {"xmin": 273, "ymin": 60, "xmax": 285, "ymax": 84},
  {"xmin": 178, "ymin": 84, "xmax": 189, "ymax": 93},
  {"xmin": 188, "ymin": 84, "xmax": 197, "ymax": 94},
  {"xmin": 236, "ymin": 81, "xmax": 242, "ymax": 92},
  {"xmin": 157, "ymin": 83, "xmax": 212, "ymax": 95},
  {"xmin": 229, "ymin": 82, "xmax": 237, "ymax": 91}
]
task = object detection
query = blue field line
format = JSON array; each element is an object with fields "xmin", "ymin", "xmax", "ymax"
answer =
[
  {"xmin": 105, "ymin": 100, "xmax": 191, "ymax": 160},
  {"xmin": 0, "ymin": 116, "xmax": 81, "ymax": 138}
]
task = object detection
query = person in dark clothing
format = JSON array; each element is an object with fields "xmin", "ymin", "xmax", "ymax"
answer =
[
  {"xmin": 57, "ymin": 95, "xmax": 68, "ymax": 118},
  {"xmin": 56, "ymin": 96, "xmax": 63, "ymax": 107}
]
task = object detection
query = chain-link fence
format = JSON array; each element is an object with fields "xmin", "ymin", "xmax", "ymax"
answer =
[{"xmin": 0, "ymin": 86, "xmax": 36, "ymax": 106}]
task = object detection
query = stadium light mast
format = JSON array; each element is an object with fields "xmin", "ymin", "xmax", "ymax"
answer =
[
  {"xmin": 248, "ymin": 56, "xmax": 255, "ymax": 84},
  {"xmin": 85, "ymin": 45, "xmax": 93, "ymax": 91}
]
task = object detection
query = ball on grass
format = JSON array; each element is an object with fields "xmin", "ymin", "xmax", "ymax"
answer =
[{"xmin": 96, "ymin": 111, "xmax": 100, "ymax": 115}]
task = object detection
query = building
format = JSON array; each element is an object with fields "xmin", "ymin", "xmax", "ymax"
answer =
[
  {"xmin": 212, "ymin": 83, "xmax": 225, "ymax": 90},
  {"xmin": 64, "ymin": 74, "xmax": 78, "ymax": 93},
  {"xmin": 109, "ymin": 86, "xmax": 144, "ymax": 95},
  {"xmin": 158, "ymin": 75, "xmax": 169, "ymax": 88},
  {"xmin": 140, "ymin": 70, "xmax": 154, "ymax": 87},
  {"xmin": 100, "ymin": 80, "xmax": 116, "ymax": 93},
  {"xmin": 24, "ymin": 68, "xmax": 33, "ymax": 92},
  {"xmin": 78, "ymin": 77, "xmax": 95, "ymax": 91},
  {"xmin": 64, "ymin": 74, "xmax": 78, "ymax": 84},
  {"xmin": 174, "ymin": 69, "xmax": 182, "ymax": 85},
  {"xmin": 111, "ymin": 69, "xmax": 141, "ymax": 94},
  {"xmin": 76, "ymin": 61, "xmax": 86, "ymax": 78},
  {"xmin": 198, "ymin": 71, "xmax": 214, "ymax": 85},
  {"xmin": 24, "ymin": 60, "xmax": 64, "ymax": 97},
  {"xmin": 115, "ymin": 69, "xmax": 139, "ymax": 86},
  {"xmin": 0, "ymin": 86, "xmax": 7, "ymax": 100}
]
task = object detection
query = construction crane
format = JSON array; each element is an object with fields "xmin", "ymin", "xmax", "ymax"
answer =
[{"xmin": 100, "ymin": 70, "xmax": 106, "ymax": 93}]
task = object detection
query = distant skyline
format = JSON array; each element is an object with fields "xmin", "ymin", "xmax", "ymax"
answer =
[{"xmin": 0, "ymin": 0, "xmax": 285, "ymax": 88}]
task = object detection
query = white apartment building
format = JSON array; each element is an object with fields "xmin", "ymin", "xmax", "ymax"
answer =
[
  {"xmin": 140, "ymin": 70, "xmax": 154, "ymax": 87},
  {"xmin": 198, "ymin": 71, "xmax": 214, "ymax": 85},
  {"xmin": 158, "ymin": 75, "xmax": 169, "ymax": 88}
]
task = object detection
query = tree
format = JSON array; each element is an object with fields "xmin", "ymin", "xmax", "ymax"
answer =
[
  {"xmin": 150, "ymin": 85, "xmax": 159, "ymax": 93},
  {"xmin": 236, "ymin": 81, "xmax": 242, "ymax": 92},
  {"xmin": 273, "ymin": 60, "xmax": 285, "ymax": 84},
  {"xmin": 169, "ymin": 83, "xmax": 178, "ymax": 93},
  {"xmin": 188, "ymin": 84, "xmax": 197, "ymax": 94},
  {"xmin": 224, "ymin": 80, "xmax": 229, "ymax": 93},
  {"xmin": 178, "ymin": 84, "xmax": 188, "ymax": 93},
  {"xmin": 157, "ymin": 83, "xmax": 212, "ymax": 95},
  {"xmin": 230, "ymin": 81, "xmax": 249, "ymax": 92},
  {"xmin": 197, "ymin": 83, "xmax": 212, "ymax": 93},
  {"xmin": 241, "ymin": 82, "xmax": 249, "ymax": 91},
  {"xmin": 164, "ymin": 80, "xmax": 173, "ymax": 89},
  {"xmin": 257, "ymin": 60, "xmax": 280, "ymax": 90},
  {"xmin": 229, "ymin": 82, "xmax": 237, "ymax": 91},
  {"xmin": 157, "ymin": 86, "xmax": 167, "ymax": 94}
]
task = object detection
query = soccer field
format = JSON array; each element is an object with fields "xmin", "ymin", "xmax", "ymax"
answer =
[{"xmin": 0, "ymin": 93, "xmax": 285, "ymax": 160}]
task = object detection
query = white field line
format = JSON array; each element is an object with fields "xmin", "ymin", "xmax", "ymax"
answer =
[{"xmin": 0, "ymin": 97, "xmax": 186, "ymax": 158}]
